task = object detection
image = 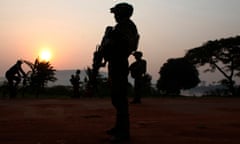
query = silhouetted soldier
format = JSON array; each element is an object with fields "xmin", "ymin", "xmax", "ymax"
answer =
[
  {"xmin": 101, "ymin": 3, "xmax": 139, "ymax": 142},
  {"xmin": 5, "ymin": 60, "xmax": 26, "ymax": 98},
  {"xmin": 129, "ymin": 51, "xmax": 147, "ymax": 104},
  {"xmin": 70, "ymin": 69, "xmax": 81, "ymax": 98}
]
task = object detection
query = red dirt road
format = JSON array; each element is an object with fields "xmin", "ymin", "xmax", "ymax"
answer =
[{"xmin": 0, "ymin": 97, "xmax": 240, "ymax": 144}]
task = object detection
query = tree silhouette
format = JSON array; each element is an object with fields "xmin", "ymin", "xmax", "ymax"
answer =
[
  {"xmin": 157, "ymin": 58, "xmax": 200, "ymax": 95},
  {"xmin": 24, "ymin": 58, "xmax": 57, "ymax": 97},
  {"xmin": 84, "ymin": 67, "xmax": 109, "ymax": 97},
  {"xmin": 185, "ymin": 35, "xmax": 240, "ymax": 96}
]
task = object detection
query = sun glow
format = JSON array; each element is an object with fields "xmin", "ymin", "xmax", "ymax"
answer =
[{"xmin": 39, "ymin": 49, "xmax": 52, "ymax": 62}]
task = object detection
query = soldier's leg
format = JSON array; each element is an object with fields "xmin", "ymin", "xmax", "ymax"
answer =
[
  {"xmin": 7, "ymin": 79, "xmax": 16, "ymax": 98},
  {"xmin": 111, "ymin": 75, "xmax": 129, "ymax": 137}
]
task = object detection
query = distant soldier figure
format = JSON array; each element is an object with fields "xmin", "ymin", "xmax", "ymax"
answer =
[
  {"xmin": 129, "ymin": 51, "xmax": 147, "ymax": 104},
  {"xmin": 5, "ymin": 60, "xmax": 26, "ymax": 98},
  {"xmin": 70, "ymin": 69, "xmax": 81, "ymax": 98}
]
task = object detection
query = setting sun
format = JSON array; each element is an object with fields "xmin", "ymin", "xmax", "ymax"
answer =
[{"xmin": 39, "ymin": 50, "xmax": 52, "ymax": 62}]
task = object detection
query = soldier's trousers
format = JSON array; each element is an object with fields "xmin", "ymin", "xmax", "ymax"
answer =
[{"xmin": 110, "ymin": 74, "xmax": 129, "ymax": 135}]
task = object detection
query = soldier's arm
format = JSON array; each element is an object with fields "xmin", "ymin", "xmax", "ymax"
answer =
[{"xmin": 19, "ymin": 67, "xmax": 26, "ymax": 77}]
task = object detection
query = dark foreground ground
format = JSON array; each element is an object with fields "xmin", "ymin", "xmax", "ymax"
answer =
[{"xmin": 0, "ymin": 97, "xmax": 240, "ymax": 144}]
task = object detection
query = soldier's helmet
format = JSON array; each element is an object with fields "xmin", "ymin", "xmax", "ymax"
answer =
[
  {"xmin": 110, "ymin": 3, "xmax": 133, "ymax": 18},
  {"xmin": 133, "ymin": 51, "xmax": 143, "ymax": 58},
  {"xmin": 16, "ymin": 60, "xmax": 23, "ymax": 65},
  {"xmin": 76, "ymin": 69, "xmax": 81, "ymax": 74}
]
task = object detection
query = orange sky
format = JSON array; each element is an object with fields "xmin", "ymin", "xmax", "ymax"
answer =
[{"xmin": 1, "ymin": 0, "xmax": 240, "ymax": 84}]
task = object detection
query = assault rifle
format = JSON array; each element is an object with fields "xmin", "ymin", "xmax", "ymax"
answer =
[{"xmin": 88, "ymin": 26, "xmax": 113, "ymax": 93}]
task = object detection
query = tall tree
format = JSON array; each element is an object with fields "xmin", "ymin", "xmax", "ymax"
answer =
[
  {"xmin": 185, "ymin": 35, "xmax": 240, "ymax": 96},
  {"xmin": 157, "ymin": 58, "xmax": 200, "ymax": 95}
]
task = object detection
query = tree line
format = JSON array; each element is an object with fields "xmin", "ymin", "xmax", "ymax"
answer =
[
  {"xmin": 157, "ymin": 35, "xmax": 240, "ymax": 96},
  {"xmin": 1, "ymin": 35, "xmax": 239, "ymax": 98}
]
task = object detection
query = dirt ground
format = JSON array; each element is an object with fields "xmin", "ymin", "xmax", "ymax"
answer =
[{"xmin": 0, "ymin": 97, "xmax": 240, "ymax": 144}]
